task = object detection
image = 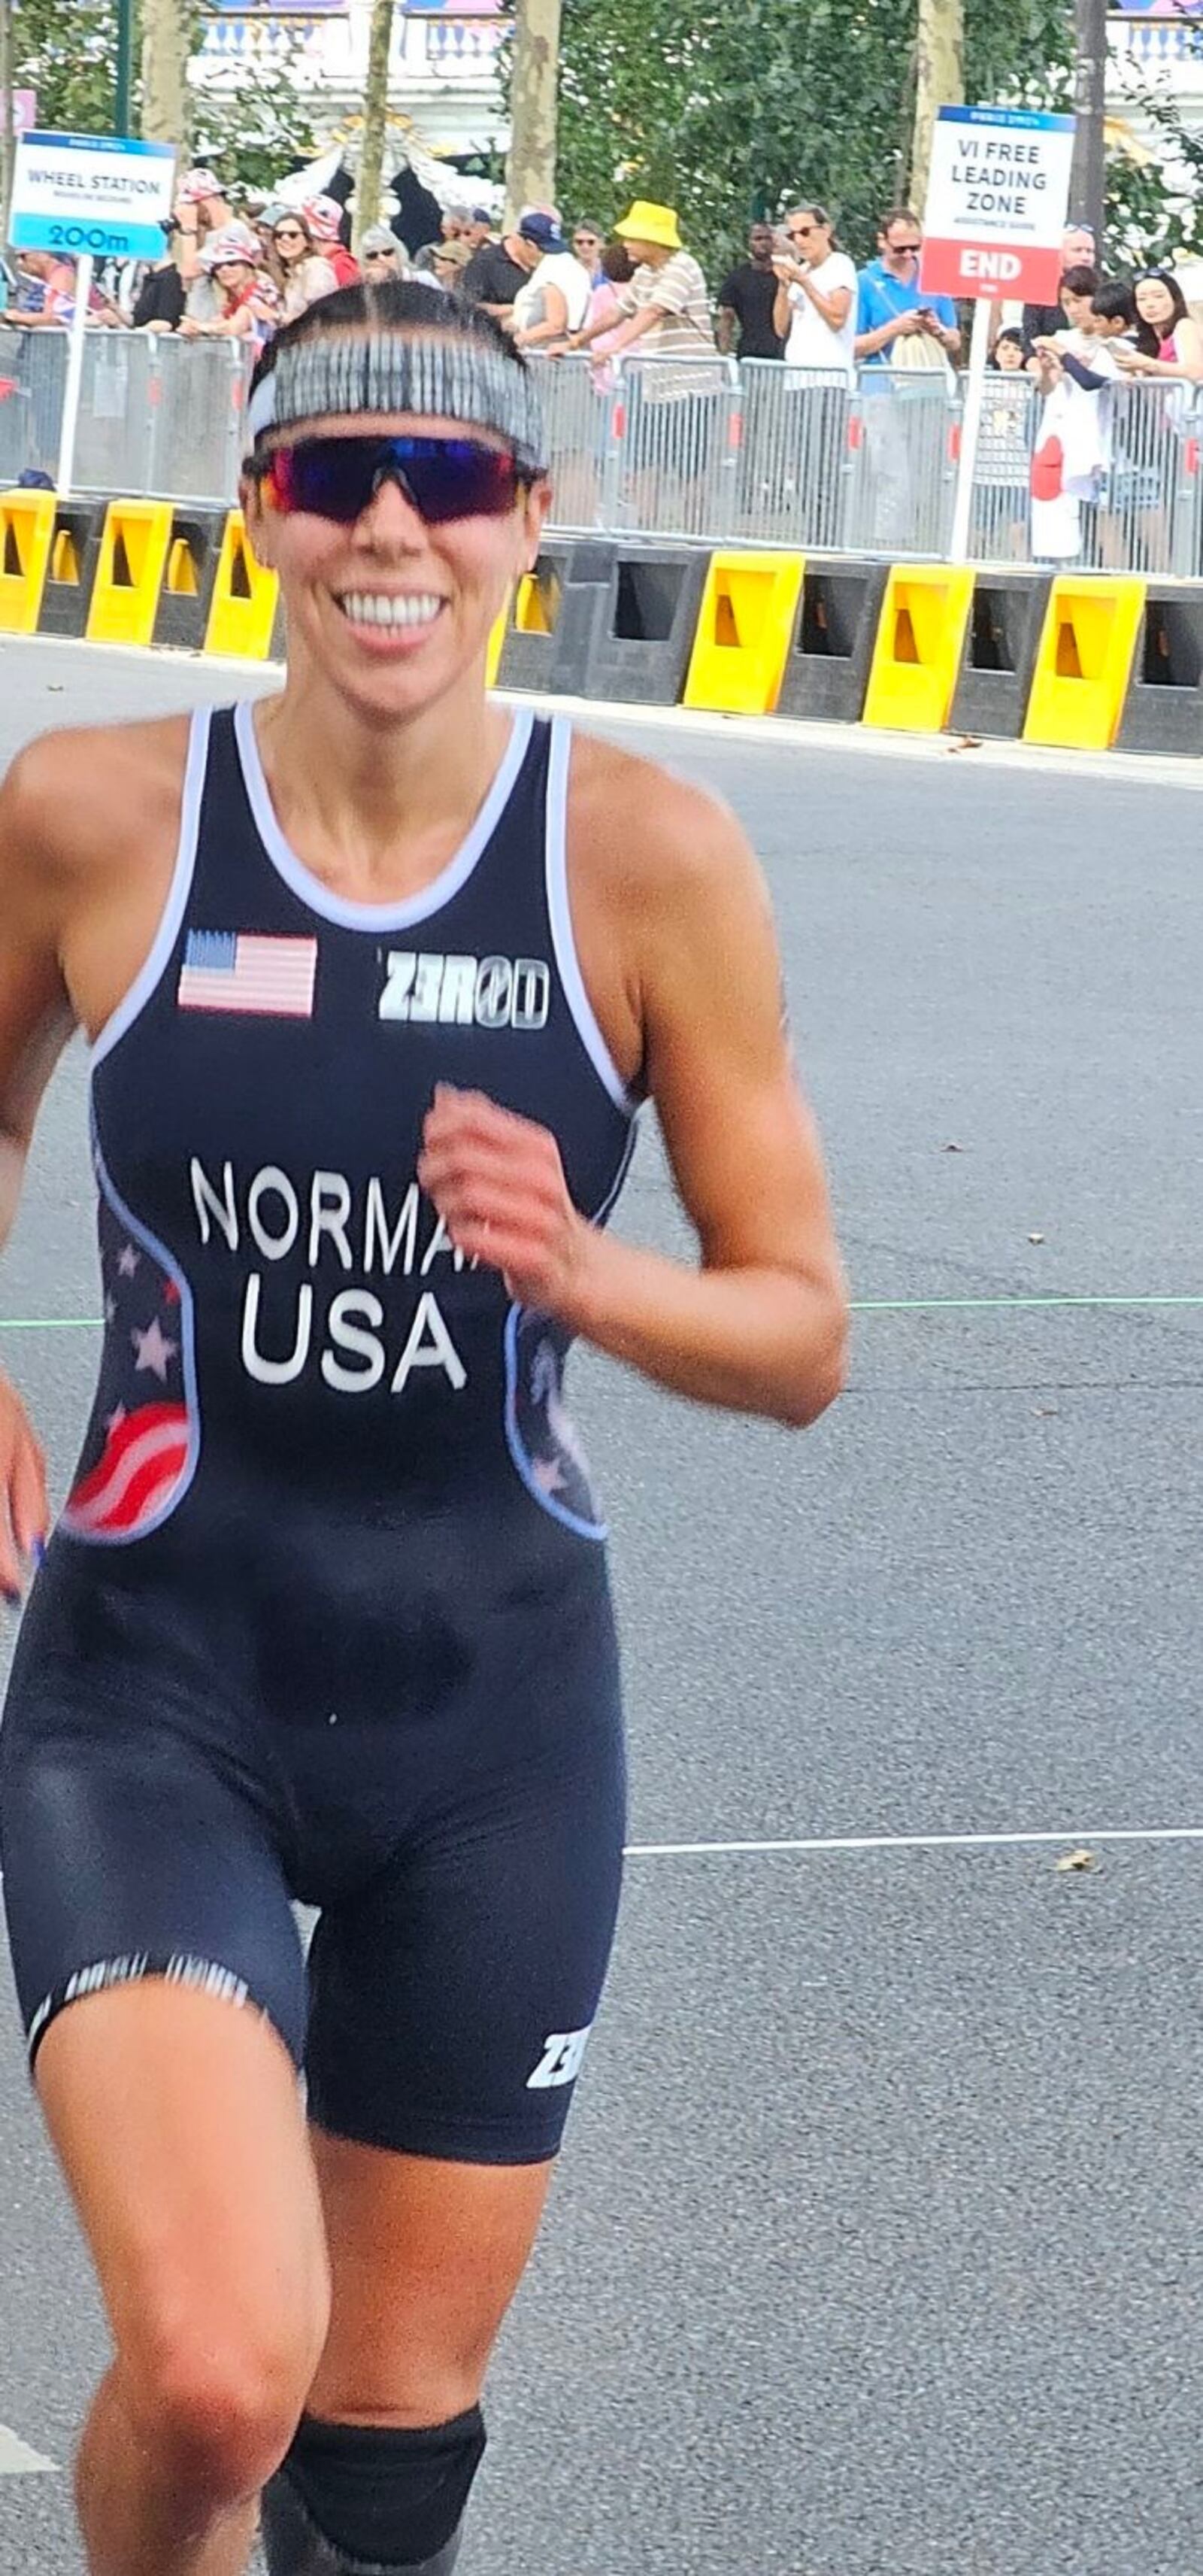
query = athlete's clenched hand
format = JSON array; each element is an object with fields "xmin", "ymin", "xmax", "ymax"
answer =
[
  {"xmin": 0, "ymin": 1373, "xmax": 47, "ymax": 1602},
  {"xmin": 420, "ymin": 1085, "xmax": 593, "ymax": 1318}
]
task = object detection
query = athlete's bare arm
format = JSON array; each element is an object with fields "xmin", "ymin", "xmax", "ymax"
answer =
[
  {"xmin": 0, "ymin": 721, "xmax": 189, "ymax": 1589},
  {"xmin": 420, "ymin": 742, "xmax": 848, "ymax": 1428}
]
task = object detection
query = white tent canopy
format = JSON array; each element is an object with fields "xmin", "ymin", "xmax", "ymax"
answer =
[{"xmin": 277, "ymin": 134, "xmax": 503, "ymax": 223}]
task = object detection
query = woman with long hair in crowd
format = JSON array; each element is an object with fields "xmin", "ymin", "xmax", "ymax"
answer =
[
  {"xmin": 1115, "ymin": 269, "xmax": 1203, "ymax": 384},
  {"xmin": 0, "ymin": 275, "xmax": 845, "ymax": 2576},
  {"xmin": 178, "ymin": 223, "xmax": 280, "ymax": 346},
  {"xmin": 269, "ymin": 208, "xmax": 340, "ymax": 320}
]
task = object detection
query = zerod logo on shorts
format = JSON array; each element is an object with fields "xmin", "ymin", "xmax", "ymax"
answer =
[
  {"xmin": 380, "ymin": 950, "xmax": 550, "ymax": 1030},
  {"xmin": 526, "ymin": 2025, "xmax": 592, "ymax": 2089}
]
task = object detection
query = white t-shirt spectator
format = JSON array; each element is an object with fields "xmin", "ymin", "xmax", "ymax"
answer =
[
  {"xmin": 785, "ymin": 251, "xmax": 858, "ymax": 379},
  {"xmin": 512, "ymin": 250, "xmax": 590, "ymax": 335}
]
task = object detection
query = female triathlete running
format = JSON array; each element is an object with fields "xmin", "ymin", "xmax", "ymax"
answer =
[{"xmin": 0, "ymin": 280, "xmax": 847, "ymax": 2576}]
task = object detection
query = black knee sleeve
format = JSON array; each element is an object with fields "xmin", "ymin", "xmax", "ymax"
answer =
[{"xmin": 260, "ymin": 2408, "xmax": 486, "ymax": 2576}]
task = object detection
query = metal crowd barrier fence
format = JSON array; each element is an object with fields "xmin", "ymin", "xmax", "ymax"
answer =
[
  {"xmin": 542, "ymin": 358, "xmax": 1203, "ymax": 576},
  {"xmin": 529, "ymin": 353, "xmax": 961, "ymax": 557},
  {"xmin": 0, "ymin": 328, "xmax": 249, "ymax": 504},
  {"xmin": 967, "ymin": 371, "xmax": 1203, "ymax": 580},
  {"xmin": 2, "ymin": 329, "xmax": 1202, "ymax": 581}
]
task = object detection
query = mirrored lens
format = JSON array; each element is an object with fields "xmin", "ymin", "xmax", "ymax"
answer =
[{"xmin": 267, "ymin": 435, "xmax": 521, "ymax": 525}]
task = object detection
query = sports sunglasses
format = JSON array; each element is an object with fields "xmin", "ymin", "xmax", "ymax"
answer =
[{"xmin": 256, "ymin": 434, "xmax": 524, "ymax": 525}]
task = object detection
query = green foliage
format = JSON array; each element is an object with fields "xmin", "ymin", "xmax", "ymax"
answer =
[
  {"xmin": 11, "ymin": 0, "xmax": 127, "ymax": 133},
  {"xmin": 11, "ymin": 0, "xmax": 316, "ymax": 194},
  {"xmin": 548, "ymin": 0, "xmax": 1203, "ymax": 290},
  {"xmin": 189, "ymin": 37, "xmax": 320, "ymax": 195},
  {"xmin": 549, "ymin": 0, "xmax": 1085, "ymax": 281},
  {"xmin": 1105, "ymin": 46, "xmax": 1203, "ymax": 267},
  {"xmin": 965, "ymin": 0, "xmax": 1072, "ymax": 115}
]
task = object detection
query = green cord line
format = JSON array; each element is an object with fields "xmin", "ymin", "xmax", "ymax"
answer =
[
  {"xmin": 2, "ymin": 1294, "xmax": 1203, "ymax": 1330},
  {"xmin": 0, "ymin": 1317, "xmax": 103, "ymax": 1330}
]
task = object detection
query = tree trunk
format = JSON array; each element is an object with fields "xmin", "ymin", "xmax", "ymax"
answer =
[
  {"xmin": 910, "ymin": 0, "xmax": 963, "ymax": 212},
  {"xmin": 0, "ymin": 0, "xmax": 14, "ymax": 253},
  {"xmin": 506, "ymin": 0, "xmax": 562, "ymax": 226},
  {"xmin": 1069, "ymin": 0, "xmax": 1108, "ymax": 245},
  {"xmin": 356, "ymin": 0, "xmax": 395, "ymax": 250},
  {"xmin": 141, "ymin": 0, "xmax": 190, "ymax": 151}
]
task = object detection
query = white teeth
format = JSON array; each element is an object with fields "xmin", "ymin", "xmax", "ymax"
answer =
[{"xmin": 337, "ymin": 591, "xmax": 443, "ymax": 630}]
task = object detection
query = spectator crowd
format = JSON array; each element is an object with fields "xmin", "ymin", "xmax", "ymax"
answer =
[
  {"xmin": 3, "ymin": 173, "xmax": 965, "ymax": 378},
  {"xmin": 4, "ymin": 165, "xmax": 1203, "ymax": 569}
]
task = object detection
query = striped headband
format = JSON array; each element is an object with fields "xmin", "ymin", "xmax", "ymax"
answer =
[{"xmin": 246, "ymin": 326, "xmax": 547, "ymax": 476}]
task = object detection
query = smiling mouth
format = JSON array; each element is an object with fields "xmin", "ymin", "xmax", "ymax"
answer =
[{"xmin": 335, "ymin": 591, "xmax": 445, "ymax": 631}]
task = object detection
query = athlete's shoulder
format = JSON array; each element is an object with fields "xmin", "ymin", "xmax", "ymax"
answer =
[
  {"xmin": 565, "ymin": 725, "xmax": 767, "ymax": 920},
  {"xmin": 0, "ymin": 713, "xmax": 192, "ymax": 885}
]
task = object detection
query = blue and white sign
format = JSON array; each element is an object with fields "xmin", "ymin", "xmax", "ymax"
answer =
[{"xmin": 10, "ymin": 132, "xmax": 177, "ymax": 262}]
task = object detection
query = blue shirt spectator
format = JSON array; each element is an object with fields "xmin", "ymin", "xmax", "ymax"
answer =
[{"xmin": 855, "ymin": 208, "xmax": 960, "ymax": 371}]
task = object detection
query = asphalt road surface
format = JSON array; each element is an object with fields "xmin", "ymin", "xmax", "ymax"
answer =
[{"xmin": 0, "ymin": 640, "xmax": 1201, "ymax": 2576}]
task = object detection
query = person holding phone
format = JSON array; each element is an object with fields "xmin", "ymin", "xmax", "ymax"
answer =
[
  {"xmin": 770, "ymin": 205, "xmax": 857, "ymax": 545},
  {"xmin": 853, "ymin": 208, "xmax": 960, "ymax": 370},
  {"xmin": 771, "ymin": 205, "xmax": 857, "ymax": 379},
  {"xmin": 853, "ymin": 208, "xmax": 961, "ymax": 551}
]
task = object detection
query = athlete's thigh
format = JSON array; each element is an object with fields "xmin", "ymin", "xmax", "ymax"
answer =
[
  {"xmin": 37, "ymin": 1980, "xmax": 329, "ymax": 2388},
  {"xmin": 304, "ymin": 1583, "xmax": 626, "ymax": 2168},
  {"xmin": 1, "ymin": 1661, "xmax": 309, "ymax": 2077},
  {"xmin": 2, "ymin": 1658, "xmax": 324, "ymax": 2368},
  {"xmin": 302, "ymin": 1584, "xmax": 626, "ymax": 2399},
  {"xmin": 306, "ymin": 2135, "xmax": 550, "ymax": 2420}
]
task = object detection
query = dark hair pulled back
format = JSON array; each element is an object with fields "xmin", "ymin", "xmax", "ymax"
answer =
[
  {"xmin": 790, "ymin": 203, "xmax": 842, "ymax": 253},
  {"xmin": 247, "ymin": 277, "xmax": 530, "ymax": 417}
]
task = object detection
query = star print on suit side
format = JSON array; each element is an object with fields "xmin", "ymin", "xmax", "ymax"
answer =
[{"xmin": 61, "ymin": 1155, "xmax": 197, "ymax": 1542}]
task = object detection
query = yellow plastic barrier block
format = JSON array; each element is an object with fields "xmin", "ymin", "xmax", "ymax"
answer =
[
  {"xmin": 86, "ymin": 499, "xmax": 174, "ymax": 650},
  {"xmin": 514, "ymin": 566, "xmax": 559, "ymax": 636},
  {"xmin": 862, "ymin": 563, "xmax": 976, "ymax": 733},
  {"xmin": 0, "ymin": 489, "xmax": 56, "ymax": 634},
  {"xmin": 683, "ymin": 551, "xmax": 805, "ymax": 716},
  {"xmin": 1023, "ymin": 575, "xmax": 1146, "ymax": 751},
  {"xmin": 486, "ymin": 584, "xmax": 514, "ymax": 688},
  {"xmin": 205, "ymin": 511, "xmax": 281, "ymax": 660},
  {"xmin": 165, "ymin": 534, "xmax": 200, "ymax": 596}
]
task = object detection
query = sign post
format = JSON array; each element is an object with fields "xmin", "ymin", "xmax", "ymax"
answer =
[
  {"xmin": 56, "ymin": 256, "xmax": 94, "ymax": 499},
  {"xmin": 8, "ymin": 130, "xmax": 177, "ymax": 496},
  {"xmin": 921, "ymin": 103, "xmax": 1076, "ymax": 563}
]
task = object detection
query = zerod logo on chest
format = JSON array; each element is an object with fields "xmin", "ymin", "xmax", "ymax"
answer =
[{"xmin": 379, "ymin": 950, "xmax": 550, "ymax": 1031}]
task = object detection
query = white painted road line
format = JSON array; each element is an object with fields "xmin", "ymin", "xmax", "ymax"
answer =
[
  {"xmin": 0, "ymin": 2426, "xmax": 57, "ymax": 2474},
  {"xmin": 2, "ymin": 1828, "xmax": 1203, "ymax": 1895},
  {"xmin": 626, "ymin": 1825, "xmax": 1203, "ymax": 1858}
]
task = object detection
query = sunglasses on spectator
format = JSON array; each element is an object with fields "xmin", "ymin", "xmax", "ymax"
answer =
[
  {"xmin": 574, "ymin": 233, "xmax": 599, "ymax": 247},
  {"xmin": 253, "ymin": 434, "xmax": 525, "ymax": 526},
  {"xmin": 364, "ymin": 246, "xmax": 400, "ymax": 262},
  {"xmin": 787, "ymin": 224, "xmax": 817, "ymax": 239},
  {"xmin": 274, "ymin": 226, "xmax": 305, "ymax": 244}
]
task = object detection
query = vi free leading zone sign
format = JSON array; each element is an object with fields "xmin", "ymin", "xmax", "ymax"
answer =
[{"xmin": 920, "ymin": 105, "xmax": 1077, "ymax": 304}]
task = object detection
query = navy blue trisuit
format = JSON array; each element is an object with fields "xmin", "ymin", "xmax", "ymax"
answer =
[{"xmin": 1, "ymin": 702, "xmax": 638, "ymax": 2163}]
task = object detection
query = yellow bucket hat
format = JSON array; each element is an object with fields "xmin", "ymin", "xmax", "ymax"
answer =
[{"xmin": 614, "ymin": 200, "xmax": 683, "ymax": 252}]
